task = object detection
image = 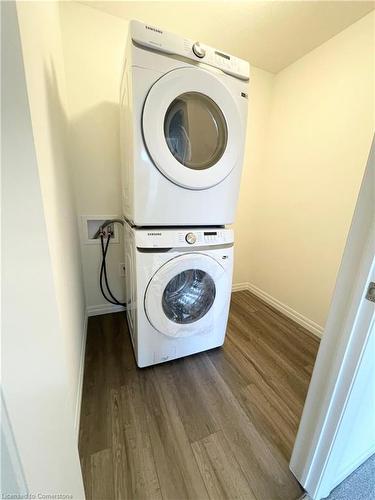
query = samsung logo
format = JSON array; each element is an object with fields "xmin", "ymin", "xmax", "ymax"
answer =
[
  {"xmin": 145, "ymin": 25, "xmax": 163, "ymax": 34},
  {"xmin": 148, "ymin": 232, "xmax": 162, "ymax": 236}
]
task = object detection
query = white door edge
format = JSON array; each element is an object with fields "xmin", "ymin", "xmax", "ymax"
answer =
[{"xmin": 290, "ymin": 137, "xmax": 375, "ymax": 499}]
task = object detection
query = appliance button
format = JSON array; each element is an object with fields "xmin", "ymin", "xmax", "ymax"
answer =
[
  {"xmin": 185, "ymin": 232, "xmax": 197, "ymax": 244},
  {"xmin": 192, "ymin": 42, "xmax": 206, "ymax": 58}
]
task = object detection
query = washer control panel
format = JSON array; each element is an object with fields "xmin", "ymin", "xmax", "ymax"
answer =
[
  {"xmin": 177, "ymin": 229, "xmax": 232, "ymax": 246},
  {"xmin": 135, "ymin": 228, "xmax": 234, "ymax": 248},
  {"xmin": 130, "ymin": 20, "xmax": 249, "ymax": 81}
]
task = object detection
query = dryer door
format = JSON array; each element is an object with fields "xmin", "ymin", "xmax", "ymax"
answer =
[
  {"xmin": 145, "ymin": 253, "xmax": 229, "ymax": 337},
  {"xmin": 142, "ymin": 67, "xmax": 242, "ymax": 190}
]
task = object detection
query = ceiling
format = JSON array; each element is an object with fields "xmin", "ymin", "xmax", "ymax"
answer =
[{"xmin": 80, "ymin": 1, "xmax": 375, "ymax": 73}]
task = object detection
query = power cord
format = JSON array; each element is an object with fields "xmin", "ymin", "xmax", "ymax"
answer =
[{"xmin": 95, "ymin": 220, "xmax": 126, "ymax": 307}]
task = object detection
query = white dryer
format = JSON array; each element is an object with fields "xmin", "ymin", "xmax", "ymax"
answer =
[
  {"xmin": 124, "ymin": 222, "xmax": 234, "ymax": 367},
  {"xmin": 120, "ymin": 20, "xmax": 249, "ymax": 226}
]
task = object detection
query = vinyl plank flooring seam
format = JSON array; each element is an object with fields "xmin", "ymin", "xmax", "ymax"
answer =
[
  {"xmin": 232, "ymin": 291, "xmax": 319, "ymax": 352},
  {"xmin": 166, "ymin": 358, "xmax": 223, "ymax": 444},
  {"xmin": 142, "ymin": 366, "xmax": 210, "ymax": 500},
  {"xmin": 245, "ymin": 310, "xmax": 318, "ymax": 369},
  {"xmin": 141, "ymin": 368, "xmax": 166, "ymax": 500},
  {"xmin": 120, "ymin": 369, "xmax": 163, "ymax": 500},
  {"xmin": 90, "ymin": 448, "xmax": 115, "ymax": 500},
  {"xmin": 156, "ymin": 367, "xmax": 211, "ymax": 500},
  {"xmin": 209, "ymin": 348, "xmax": 302, "ymax": 480},
  {"xmin": 194, "ymin": 352, "xmax": 301, "ymax": 499},
  {"xmin": 110, "ymin": 388, "xmax": 127, "ymax": 500},
  {"xmin": 225, "ymin": 334, "xmax": 304, "ymax": 416},
  {"xmin": 190, "ymin": 430, "xmax": 258, "ymax": 500},
  {"xmin": 226, "ymin": 328, "xmax": 308, "ymax": 413},
  {"xmin": 228, "ymin": 303, "xmax": 317, "ymax": 373},
  {"xmin": 239, "ymin": 291, "xmax": 320, "ymax": 349},
  {"xmin": 208, "ymin": 339, "xmax": 299, "ymax": 458},
  {"xmin": 145, "ymin": 426, "xmax": 165, "ymax": 500},
  {"xmin": 226, "ymin": 337, "xmax": 301, "ymax": 430}
]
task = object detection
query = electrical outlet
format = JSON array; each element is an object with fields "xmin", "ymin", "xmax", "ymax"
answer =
[{"xmin": 119, "ymin": 263, "xmax": 126, "ymax": 277}]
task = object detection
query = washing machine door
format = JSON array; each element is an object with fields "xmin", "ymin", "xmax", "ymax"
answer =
[
  {"xmin": 145, "ymin": 253, "xmax": 229, "ymax": 337},
  {"xmin": 142, "ymin": 67, "xmax": 242, "ymax": 190}
]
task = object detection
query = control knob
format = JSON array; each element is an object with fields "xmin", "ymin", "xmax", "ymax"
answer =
[
  {"xmin": 185, "ymin": 232, "xmax": 197, "ymax": 244},
  {"xmin": 192, "ymin": 42, "xmax": 206, "ymax": 58}
]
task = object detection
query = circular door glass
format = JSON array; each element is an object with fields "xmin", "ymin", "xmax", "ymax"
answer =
[
  {"xmin": 164, "ymin": 92, "xmax": 228, "ymax": 170},
  {"xmin": 162, "ymin": 269, "xmax": 216, "ymax": 324}
]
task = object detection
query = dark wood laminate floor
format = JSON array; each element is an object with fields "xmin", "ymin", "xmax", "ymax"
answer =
[{"xmin": 79, "ymin": 290, "xmax": 320, "ymax": 500}]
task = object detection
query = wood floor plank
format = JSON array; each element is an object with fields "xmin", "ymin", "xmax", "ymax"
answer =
[
  {"xmin": 120, "ymin": 370, "xmax": 162, "ymax": 500},
  {"xmin": 240, "ymin": 382, "xmax": 296, "ymax": 460},
  {"xmin": 181, "ymin": 354, "xmax": 302, "ymax": 500},
  {"xmin": 158, "ymin": 356, "xmax": 221, "ymax": 443},
  {"xmin": 142, "ymin": 366, "xmax": 209, "ymax": 500},
  {"xmin": 209, "ymin": 337, "xmax": 301, "ymax": 432},
  {"xmin": 90, "ymin": 449, "xmax": 114, "ymax": 500},
  {"xmin": 110, "ymin": 389, "xmax": 127, "ymax": 500},
  {"xmin": 232, "ymin": 291, "xmax": 319, "ymax": 356},
  {"xmin": 79, "ymin": 291, "xmax": 319, "ymax": 500},
  {"xmin": 79, "ymin": 454, "xmax": 92, "ymax": 500},
  {"xmin": 80, "ymin": 313, "xmax": 136, "ymax": 458},
  {"xmin": 208, "ymin": 337, "xmax": 299, "ymax": 461},
  {"xmin": 79, "ymin": 317, "xmax": 110, "ymax": 456},
  {"xmin": 192, "ymin": 430, "xmax": 257, "ymax": 500},
  {"xmin": 246, "ymin": 309, "xmax": 317, "ymax": 377},
  {"xmin": 229, "ymin": 300, "xmax": 314, "ymax": 379},
  {"xmin": 226, "ymin": 316, "xmax": 309, "ymax": 417}
]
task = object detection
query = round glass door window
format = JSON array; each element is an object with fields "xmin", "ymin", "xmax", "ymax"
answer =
[
  {"xmin": 164, "ymin": 92, "xmax": 228, "ymax": 170},
  {"xmin": 162, "ymin": 269, "xmax": 216, "ymax": 324}
]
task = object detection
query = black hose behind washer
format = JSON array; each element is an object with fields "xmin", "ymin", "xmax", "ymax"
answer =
[{"xmin": 95, "ymin": 220, "xmax": 126, "ymax": 307}]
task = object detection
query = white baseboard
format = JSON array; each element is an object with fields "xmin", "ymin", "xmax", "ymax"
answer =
[
  {"xmin": 74, "ymin": 312, "xmax": 88, "ymax": 441},
  {"xmin": 232, "ymin": 282, "xmax": 324, "ymax": 339},
  {"xmin": 87, "ymin": 303, "xmax": 125, "ymax": 317},
  {"xmin": 232, "ymin": 282, "xmax": 249, "ymax": 292}
]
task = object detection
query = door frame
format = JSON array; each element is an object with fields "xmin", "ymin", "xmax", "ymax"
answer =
[{"xmin": 290, "ymin": 136, "xmax": 375, "ymax": 499}]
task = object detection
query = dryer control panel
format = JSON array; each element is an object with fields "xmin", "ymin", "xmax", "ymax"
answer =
[
  {"xmin": 135, "ymin": 227, "xmax": 234, "ymax": 249},
  {"xmin": 130, "ymin": 20, "xmax": 249, "ymax": 81}
]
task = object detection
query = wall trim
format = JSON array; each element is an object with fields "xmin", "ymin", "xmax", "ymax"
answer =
[
  {"xmin": 87, "ymin": 303, "xmax": 125, "ymax": 317},
  {"xmin": 231, "ymin": 282, "xmax": 249, "ymax": 292},
  {"xmin": 232, "ymin": 282, "xmax": 324, "ymax": 338},
  {"xmin": 74, "ymin": 312, "xmax": 88, "ymax": 441}
]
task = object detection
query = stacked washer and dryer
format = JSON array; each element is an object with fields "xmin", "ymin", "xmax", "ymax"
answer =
[{"xmin": 120, "ymin": 21, "xmax": 249, "ymax": 367}]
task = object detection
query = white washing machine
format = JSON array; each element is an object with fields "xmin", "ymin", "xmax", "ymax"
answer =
[
  {"xmin": 124, "ymin": 222, "xmax": 234, "ymax": 367},
  {"xmin": 120, "ymin": 20, "xmax": 250, "ymax": 226}
]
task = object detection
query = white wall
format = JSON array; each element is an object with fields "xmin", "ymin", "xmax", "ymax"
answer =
[
  {"xmin": 16, "ymin": 0, "xmax": 87, "ymax": 429},
  {"xmin": 246, "ymin": 12, "xmax": 375, "ymax": 328},
  {"xmin": 2, "ymin": 2, "xmax": 84, "ymax": 496},
  {"xmin": 233, "ymin": 67, "xmax": 274, "ymax": 284},
  {"xmin": 59, "ymin": 2, "xmax": 128, "ymax": 312}
]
